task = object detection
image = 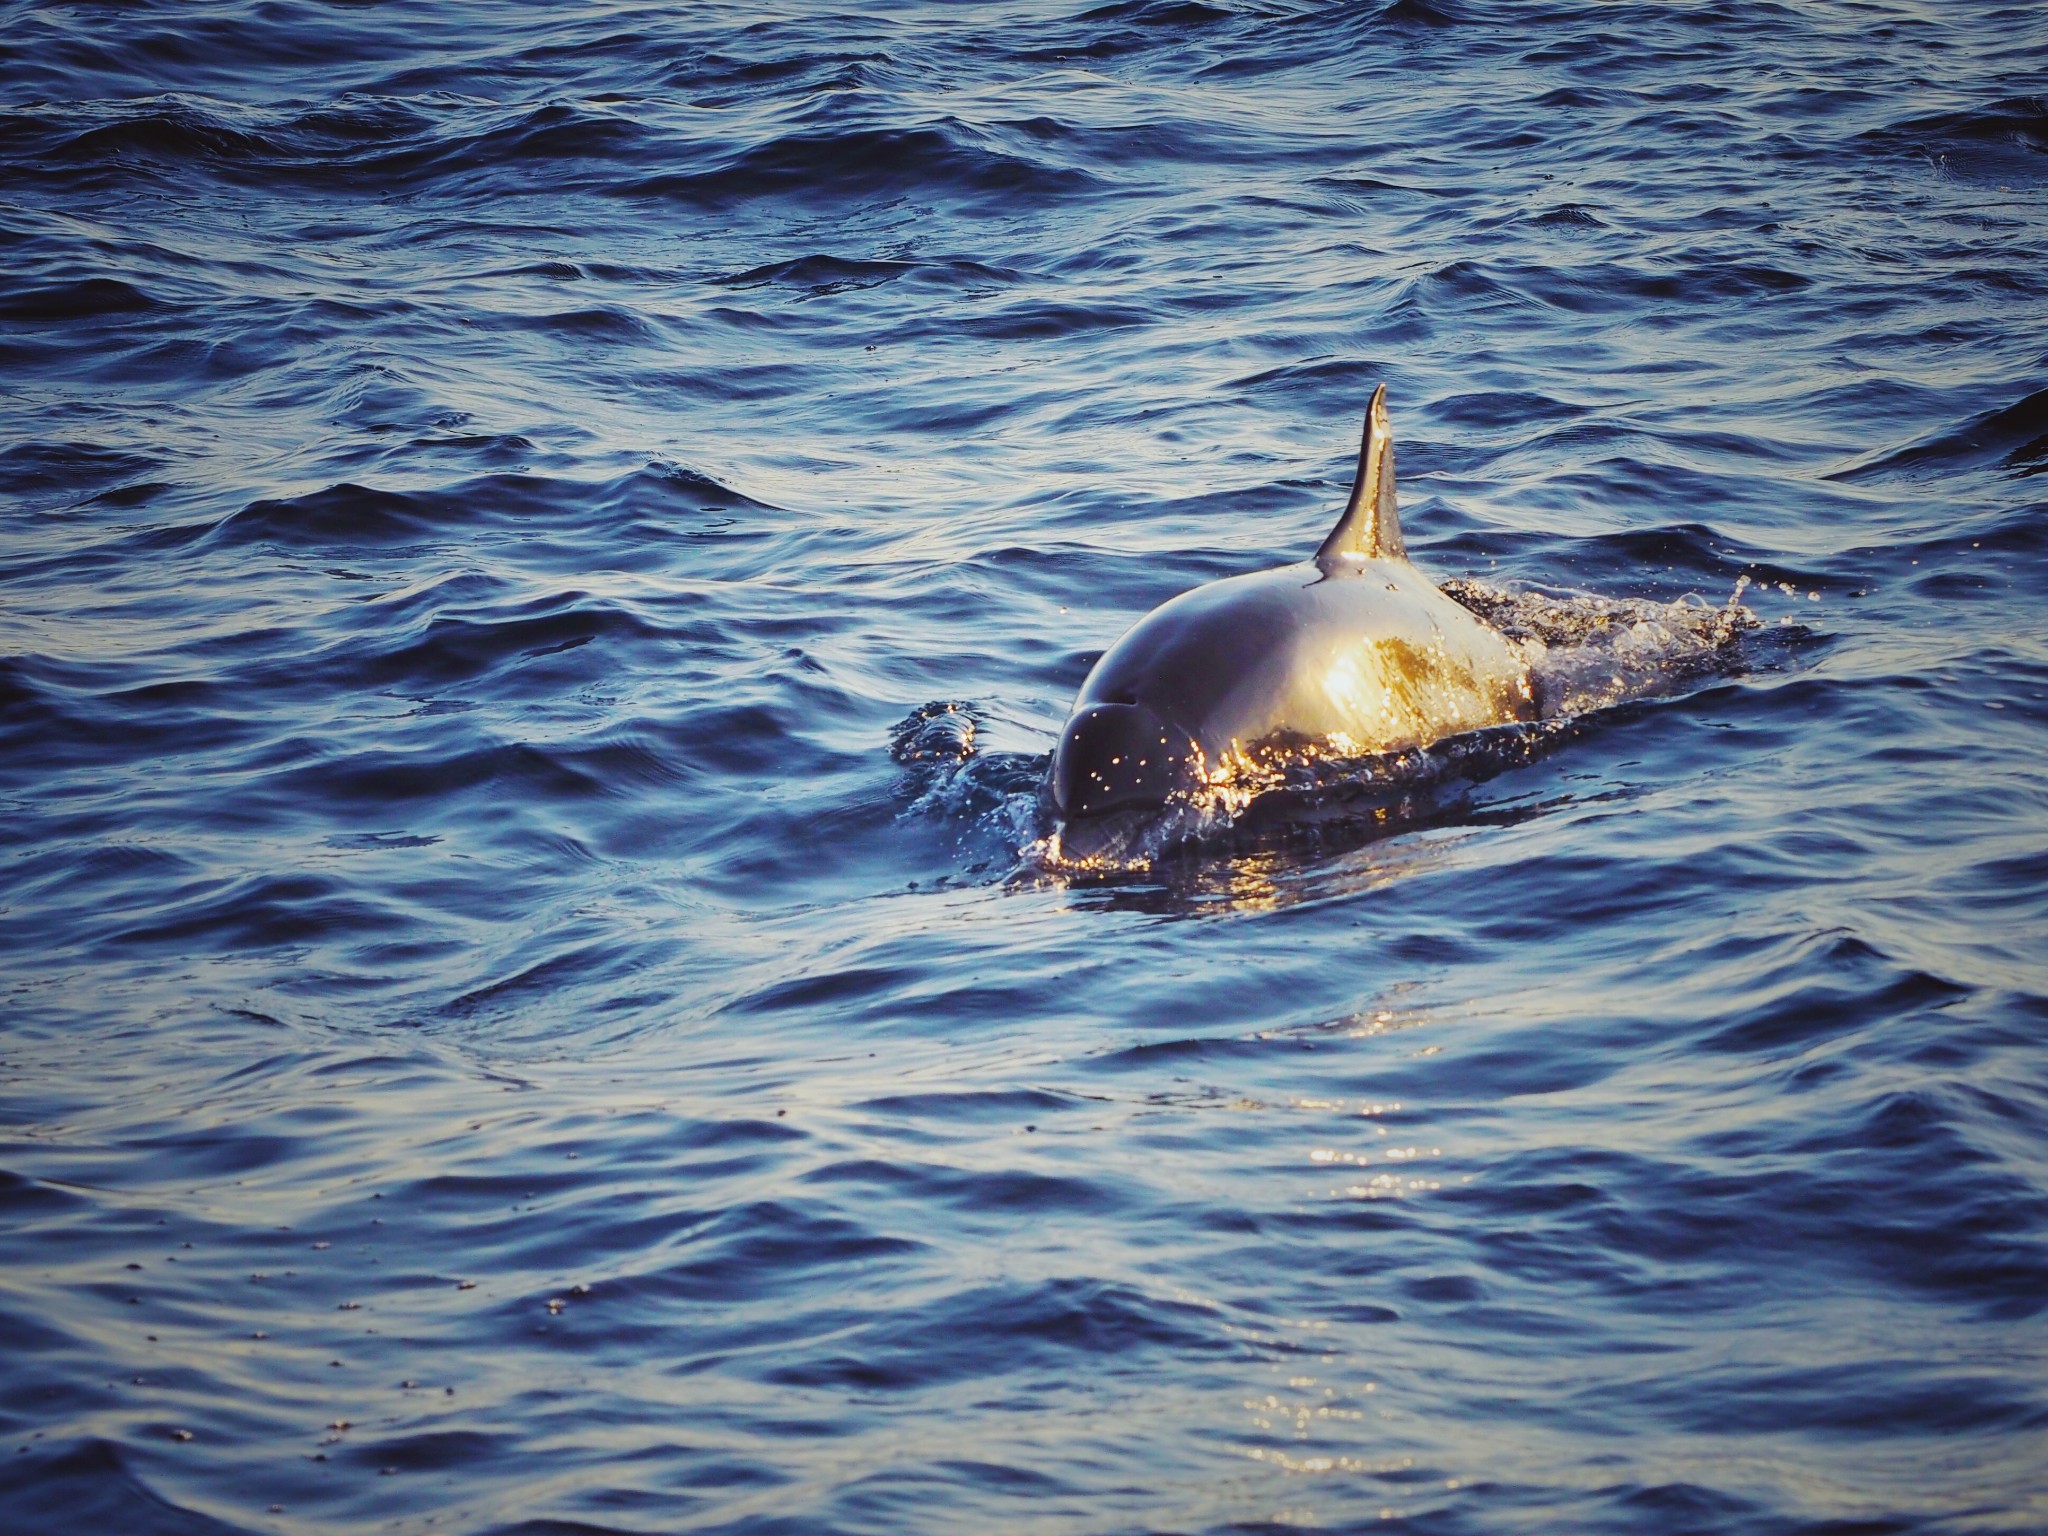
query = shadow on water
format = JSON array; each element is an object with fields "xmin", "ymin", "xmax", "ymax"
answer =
[{"xmin": 1029, "ymin": 783, "xmax": 1608, "ymax": 918}]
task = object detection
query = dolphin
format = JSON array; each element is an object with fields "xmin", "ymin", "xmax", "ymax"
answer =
[{"xmin": 1049, "ymin": 385, "xmax": 1536, "ymax": 861}]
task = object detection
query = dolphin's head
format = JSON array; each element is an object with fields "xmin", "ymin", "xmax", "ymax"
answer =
[{"xmin": 1050, "ymin": 700, "xmax": 1200, "ymax": 859}]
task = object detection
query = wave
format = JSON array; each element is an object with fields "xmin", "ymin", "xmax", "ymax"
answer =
[
  {"xmin": 617, "ymin": 122, "xmax": 1103, "ymax": 209},
  {"xmin": 716, "ymin": 253, "xmax": 1022, "ymax": 298},
  {"xmin": 0, "ymin": 96, "xmax": 1097, "ymax": 213},
  {"xmin": 197, "ymin": 462, "xmax": 771, "ymax": 551},
  {"xmin": 1831, "ymin": 385, "xmax": 2048, "ymax": 481},
  {"xmin": 0, "ymin": 440, "xmax": 164, "ymax": 494},
  {"xmin": 0, "ymin": 1439, "xmax": 247, "ymax": 1536},
  {"xmin": 1860, "ymin": 94, "xmax": 2048, "ymax": 182},
  {"xmin": 0, "ymin": 277, "xmax": 161, "ymax": 322}
]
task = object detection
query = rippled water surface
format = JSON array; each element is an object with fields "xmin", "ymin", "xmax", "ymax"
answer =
[{"xmin": 5, "ymin": 2, "xmax": 2048, "ymax": 1532}]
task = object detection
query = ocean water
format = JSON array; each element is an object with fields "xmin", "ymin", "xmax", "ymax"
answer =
[{"xmin": 3, "ymin": 2, "xmax": 2047, "ymax": 1532}]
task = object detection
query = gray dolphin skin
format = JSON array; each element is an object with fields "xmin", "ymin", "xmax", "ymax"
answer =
[{"xmin": 1050, "ymin": 385, "xmax": 1535, "ymax": 859}]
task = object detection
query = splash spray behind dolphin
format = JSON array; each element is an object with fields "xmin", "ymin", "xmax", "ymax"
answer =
[{"xmin": 1048, "ymin": 385, "xmax": 1537, "ymax": 862}]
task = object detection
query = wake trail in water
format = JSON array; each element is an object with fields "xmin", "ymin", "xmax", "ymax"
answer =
[{"xmin": 1443, "ymin": 575, "xmax": 1763, "ymax": 718}]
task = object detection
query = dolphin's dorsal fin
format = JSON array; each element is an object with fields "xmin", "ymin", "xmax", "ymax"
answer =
[{"xmin": 1314, "ymin": 383, "xmax": 1406, "ymax": 567}]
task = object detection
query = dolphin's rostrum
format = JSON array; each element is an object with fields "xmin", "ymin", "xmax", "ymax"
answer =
[{"xmin": 1049, "ymin": 386, "xmax": 1535, "ymax": 860}]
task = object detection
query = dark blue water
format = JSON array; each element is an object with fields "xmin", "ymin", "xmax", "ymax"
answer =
[{"xmin": 5, "ymin": 3, "xmax": 2048, "ymax": 1532}]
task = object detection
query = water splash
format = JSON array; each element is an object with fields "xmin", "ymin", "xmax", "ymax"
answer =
[{"xmin": 1442, "ymin": 575, "xmax": 1761, "ymax": 719}]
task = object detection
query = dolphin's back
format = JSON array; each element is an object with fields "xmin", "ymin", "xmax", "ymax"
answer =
[
  {"xmin": 1078, "ymin": 558, "xmax": 1532, "ymax": 765},
  {"xmin": 1048, "ymin": 388, "xmax": 1536, "ymax": 838}
]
